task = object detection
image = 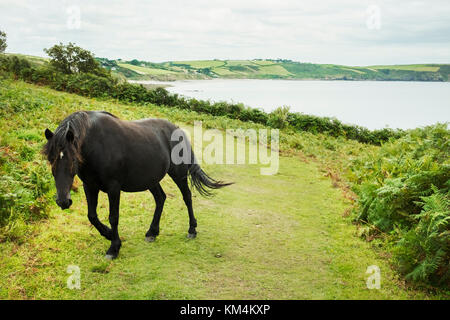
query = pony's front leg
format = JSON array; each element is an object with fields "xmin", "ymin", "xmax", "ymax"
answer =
[
  {"xmin": 105, "ymin": 185, "xmax": 122, "ymax": 260},
  {"xmin": 84, "ymin": 183, "xmax": 112, "ymax": 240}
]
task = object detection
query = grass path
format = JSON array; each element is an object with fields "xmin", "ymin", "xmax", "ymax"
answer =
[
  {"xmin": 0, "ymin": 81, "xmax": 439, "ymax": 299},
  {"xmin": 0, "ymin": 154, "xmax": 432, "ymax": 299}
]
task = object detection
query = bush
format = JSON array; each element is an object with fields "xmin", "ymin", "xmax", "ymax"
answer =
[
  {"xmin": 63, "ymin": 72, "xmax": 116, "ymax": 97},
  {"xmin": 268, "ymin": 106, "xmax": 290, "ymax": 129},
  {"xmin": 0, "ymin": 30, "xmax": 6, "ymax": 53},
  {"xmin": 44, "ymin": 42, "xmax": 106, "ymax": 76},
  {"xmin": 0, "ymin": 151, "xmax": 52, "ymax": 229},
  {"xmin": 350, "ymin": 124, "xmax": 450, "ymax": 286},
  {"xmin": 0, "ymin": 55, "xmax": 31, "ymax": 78},
  {"xmin": 394, "ymin": 190, "xmax": 449, "ymax": 285}
]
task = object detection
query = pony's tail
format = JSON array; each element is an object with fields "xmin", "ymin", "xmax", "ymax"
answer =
[{"xmin": 188, "ymin": 163, "xmax": 233, "ymax": 197}]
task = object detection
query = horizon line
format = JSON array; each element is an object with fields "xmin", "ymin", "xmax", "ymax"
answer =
[{"xmin": 4, "ymin": 51, "xmax": 450, "ymax": 68}]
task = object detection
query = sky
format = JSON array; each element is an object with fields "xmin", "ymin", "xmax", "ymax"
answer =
[{"xmin": 1, "ymin": 0, "xmax": 449, "ymax": 65}]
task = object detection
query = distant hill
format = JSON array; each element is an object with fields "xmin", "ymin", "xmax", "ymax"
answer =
[
  {"xmin": 96, "ymin": 57, "xmax": 450, "ymax": 82},
  {"xmin": 5, "ymin": 53, "xmax": 449, "ymax": 82}
]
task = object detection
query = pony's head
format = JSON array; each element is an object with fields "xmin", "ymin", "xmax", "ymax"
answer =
[{"xmin": 43, "ymin": 112, "xmax": 88, "ymax": 210}]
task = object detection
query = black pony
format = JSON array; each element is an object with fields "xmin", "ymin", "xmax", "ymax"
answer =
[{"xmin": 43, "ymin": 111, "xmax": 231, "ymax": 259}]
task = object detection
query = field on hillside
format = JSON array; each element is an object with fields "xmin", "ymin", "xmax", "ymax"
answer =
[
  {"xmin": 96, "ymin": 57, "xmax": 450, "ymax": 81},
  {"xmin": 5, "ymin": 53, "xmax": 448, "ymax": 82},
  {"xmin": 117, "ymin": 63, "xmax": 179, "ymax": 76},
  {"xmin": 1, "ymin": 79, "xmax": 446, "ymax": 299},
  {"xmin": 369, "ymin": 64, "xmax": 441, "ymax": 72}
]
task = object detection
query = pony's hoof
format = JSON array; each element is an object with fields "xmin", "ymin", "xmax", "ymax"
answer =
[
  {"xmin": 145, "ymin": 236, "xmax": 156, "ymax": 242},
  {"xmin": 105, "ymin": 254, "xmax": 116, "ymax": 260},
  {"xmin": 187, "ymin": 233, "xmax": 197, "ymax": 239}
]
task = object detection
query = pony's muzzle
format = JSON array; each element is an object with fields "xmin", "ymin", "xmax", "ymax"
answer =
[{"xmin": 56, "ymin": 198, "xmax": 72, "ymax": 210}]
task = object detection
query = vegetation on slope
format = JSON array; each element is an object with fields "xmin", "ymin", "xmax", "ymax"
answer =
[
  {"xmin": 0, "ymin": 44, "xmax": 449, "ymax": 289},
  {"xmin": 349, "ymin": 125, "xmax": 450, "ymax": 286},
  {"xmin": 96, "ymin": 57, "xmax": 450, "ymax": 82},
  {"xmin": 1, "ymin": 77, "xmax": 448, "ymax": 290},
  {"xmin": 0, "ymin": 79, "xmax": 447, "ymax": 299},
  {"xmin": 0, "ymin": 51, "xmax": 403, "ymax": 145}
]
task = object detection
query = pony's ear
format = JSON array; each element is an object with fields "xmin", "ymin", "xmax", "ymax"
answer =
[
  {"xmin": 45, "ymin": 128, "xmax": 54, "ymax": 140},
  {"xmin": 66, "ymin": 130, "xmax": 74, "ymax": 143}
]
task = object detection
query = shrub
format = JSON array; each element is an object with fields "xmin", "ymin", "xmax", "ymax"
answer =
[
  {"xmin": 268, "ymin": 106, "xmax": 290, "ymax": 129},
  {"xmin": 0, "ymin": 30, "xmax": 6, "ymax": 53},
  {"xmin": 393, "ymin": 190, "xmax": 449, "ymax": 285},
  {"xmin": 350, "ymin": 124, "xmax": 449, "ymax": 285},
  {"xmin": 44, "ymin": 42, "xmax": 106, "ymax": 76},
  {"xmin": 0, "ymin": 153, "xmax": 52, "ymax": 229}
]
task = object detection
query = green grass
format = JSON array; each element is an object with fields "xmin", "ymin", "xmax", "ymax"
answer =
[
  {"xmin": 340, "ymin": 67, "xmax": 366, "ymax": 74},
  {"xmin": 224, "ymin": 60, "xmax": 258, "ymax": 66},
  {"xmin": 210, "ymin": 67, "xmax": 236, "ymax": 76},
  {"xmin": 117, "ymin": 63, "xmax": 178, "ymax": 75},
  {"xmin": 172, "ymin": 60, "xmax": 225, "ymax": 69},
  {"xmin": 257, "ymin": 64, "xmax": 292, "ymax": 76},
  {"xmin": 0, "ymin": 79, "xmax": 446, "ymax": 299},
  {"xmin": 252, "ymin": 60, "xmax": 278, "ymax": 66},
  {"xmin": 1, "ymin": 154, "xmax": 431, "ymax": 299},
  {"xmin": 370, "ymin": 65, "xmax": 441, "ymax": 72}
]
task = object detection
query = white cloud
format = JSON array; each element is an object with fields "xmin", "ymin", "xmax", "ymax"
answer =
[{"xmin": 0, "ymin": 0, "xmax": 449, "ymax": 65}]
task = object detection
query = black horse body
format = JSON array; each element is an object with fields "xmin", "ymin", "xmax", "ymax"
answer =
[
  {"xmin": 43, "ymin": 111, "xmax": 230, "ymax": 259},
  {"xmin": 78, "ymin": 113, "xmax": 174, "ymax": 192}
]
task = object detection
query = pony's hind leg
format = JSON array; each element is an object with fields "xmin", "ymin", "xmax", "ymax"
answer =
[
  {"xmin": 145, "ymin": 183, "xmax": 166, "ymax": 242},
  {"xmin": 105, "ymin": 184, "xmax": 122, "ymax": 260},
  {"xmin": 173, "ymin": 177, "xmax": 197, "ymax": 239}
]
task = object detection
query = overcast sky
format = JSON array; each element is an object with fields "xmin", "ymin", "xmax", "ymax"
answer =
[{"xmin": 1, "ymin": 0, "xmax": 449, "ymax": 65}]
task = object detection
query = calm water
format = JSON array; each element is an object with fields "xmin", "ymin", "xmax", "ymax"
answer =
[{"xmin": 131, "ymin": 79, "xmax": 450, "ymax": 130}]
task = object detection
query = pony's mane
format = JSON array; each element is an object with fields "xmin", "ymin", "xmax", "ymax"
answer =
[
  {"xmin": 42, "ymin": 111, "xmax": 91, "ymax": 165},
  {"xmin": 99, "ymin": 111, "xmax": 118, "ymax": 118}
]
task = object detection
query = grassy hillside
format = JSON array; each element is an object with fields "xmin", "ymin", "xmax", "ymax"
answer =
[
  {"xmin": 5, "ymin": 53, "xmax": 448, "ymax": 81},
  {"xmin": 97, "ymin": 58, "xmax": 450, "ymax": 81},
  {"xmin": 0, "ymin": 51, "xmax": 448, "ymax": 295},
  {"xmin": 0, "ymin": 79, "xmax": 446, "ymax": 299},
  {"xmin": 4, "ymin": 53, "xmax": 49, "ymax": 67}
]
